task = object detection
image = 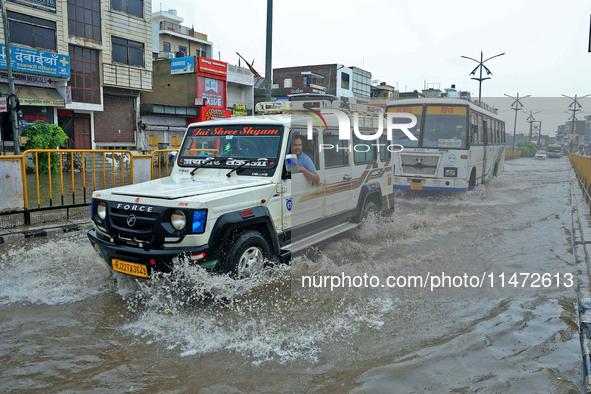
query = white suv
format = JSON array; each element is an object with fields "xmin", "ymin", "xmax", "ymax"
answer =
[{"xmin": 88, "ymin": 100, "xmax": 395, "ymax": 279}]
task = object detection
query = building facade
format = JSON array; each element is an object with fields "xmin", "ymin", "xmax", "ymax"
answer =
[
  {"xmin": 151, "ymin": 9, "xmax": 212, "ymax": 59},
  {"xmin": 0, "ymin": 0, "xmax": 153, "ymax": 152},
  {"xmin": 272, "ymin": 64, "xmax": 371, "ymax": 102}
]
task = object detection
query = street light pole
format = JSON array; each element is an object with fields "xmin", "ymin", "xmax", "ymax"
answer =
[
  {"xmin": 461, "ymin": 51, "xmax": 505, "ymax": 106},
  {"xmin": 0, "ymin": 0, "xmax": 19, "ymax": 154},
  {"xmin": 264, "ymin": 0, "xmax": 273, "ymax": 102},
  {"xmin": 504, "ymin": 92, "xmax": 529, "ymax": 152}
]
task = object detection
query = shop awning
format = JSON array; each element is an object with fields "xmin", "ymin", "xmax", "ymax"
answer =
[{"xmin": 0, "ymin": 84, "xmax": 64, "ymax": 106}]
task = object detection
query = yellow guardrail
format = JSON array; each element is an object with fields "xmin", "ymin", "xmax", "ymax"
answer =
[
  {"xmin": 0, "ymin": 148, "xmax": 184, "ymax": 212},
  {"xmin": 570, "ymin": 153, "xmax": 591, "ymax": 194},
  {"xmin": 23, "ymin": 149, "xmax": 134, "ymax": 210},
  {"xmin": 505, "ymin": 151, "xmax": 522, "ymax": 159},
  {"xmin": 0, "ymin": 148, "xmax": 184, "ymax": 227}
]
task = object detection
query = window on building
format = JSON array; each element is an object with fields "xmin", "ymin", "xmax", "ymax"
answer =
[
  {"xmin": 196, "ymin": 49, "xmax": 206, "ymax": 57},
  {"xmin": 111, "ymin": 0, "xmax": 143, "ymax": 18},
  {"xmin": 112, "ymin": 36, "xmax": 144, "ymax": 67},
  {"xmin": 178, "ymin": 45, "xmax": 187, "ymax": 56},
  {"xmin": 68, "ymin": 45, "xmax": 100, "ymax": 104},
  {"xmin": 67, "ymin": 0, "xmax": 101, "ymax": 41},
  {"xmin": 303, "ymin": 75, "xmax": 310, "ymax": 87},
  {"xmin": 341, "ymin": 73, "xmax": 350, "ymax": 90},
  {"xmin": 162, "ymin": 42, "xmax": 170, "ymax": 52},
  {"xmin": 8, "ymin": 11, "xmax": 56, "ymax": 50}
]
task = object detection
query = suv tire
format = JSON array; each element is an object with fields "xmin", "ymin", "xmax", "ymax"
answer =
[
  {"xmin": 359, "ymin": 200, "xmax": 378, "ymax": 224},
  {"xmin": 222, "ymin": 230, "xmax": 270, "ymax": 279}
]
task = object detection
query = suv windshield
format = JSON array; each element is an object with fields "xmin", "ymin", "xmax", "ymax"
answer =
[{"xmin": 178, "ymin": 124, "xmax": 283, "ymax": 174}]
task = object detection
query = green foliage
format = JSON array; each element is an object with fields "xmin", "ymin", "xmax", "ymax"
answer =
[
  {"xmin": 22, "ymin": 121, "xmax": 69, "ymax": 173},
  {"xmin": 516, "ymin": 141, "xmax": 538, "ymax": 158}
]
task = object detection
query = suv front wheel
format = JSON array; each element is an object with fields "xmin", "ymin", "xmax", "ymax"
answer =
[{"xmin": 222, "ymin": 230, "xmax": 271, "ymax": 279}]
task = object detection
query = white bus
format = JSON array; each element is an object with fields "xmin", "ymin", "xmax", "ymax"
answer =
[{"xmin": 386, "ymin": 98, "xmax": 506, "ymax": 192}]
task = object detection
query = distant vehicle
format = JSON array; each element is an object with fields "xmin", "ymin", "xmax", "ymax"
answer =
[
  {"xmin": 535, "ymin": 150, "xmax": 548, "ymax": 160},
  {"xmin": 386, "ymin": 98, "xmax": 506, "ymax": 192},
  {"xmin": 546, "ymin": 144, "xmax": 562, "ymax": 158}
]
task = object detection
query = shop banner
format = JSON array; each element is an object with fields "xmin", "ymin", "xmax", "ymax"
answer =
[
  {"xmin": 8, "ymin": 0, "xmax": 55, "ymax": 13},
  {"xmin": 0, "ymin": 45, "xmax": 70, "ymax": 78},
  {"xmin": 198, "ymin": 106, "xmax": 230, "ymax": 121},
  {"xmin": 171, "ymin": 56, "xmax": 195, "ymax": 74}
]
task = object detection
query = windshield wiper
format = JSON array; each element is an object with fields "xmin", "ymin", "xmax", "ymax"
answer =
[
  {"xmin": 226, "ymin": 158, "xmax": 268, "ymax": 178},
  {"xmin": 190, "ymin": 157, "xmax": 215, "ymax": 175}
]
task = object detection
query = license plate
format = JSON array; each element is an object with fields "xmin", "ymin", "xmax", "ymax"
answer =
[
  {"xmin": 112, "ymin": 259, "xmax": 148, "ymax": 278},
  {"xmin": 410, "ymin": 181, "xmax": 423, "ymax": 190}
]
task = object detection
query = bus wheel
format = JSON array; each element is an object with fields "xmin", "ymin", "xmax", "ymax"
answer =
[
  {"xmin": 222, "ymin": 230, "xmax": 270, "ymax": 279},
  {"xmin": 468, "ymin": 168, "xmax": 477, "ymax": 190}
]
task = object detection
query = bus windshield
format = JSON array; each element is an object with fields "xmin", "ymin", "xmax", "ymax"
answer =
[
  {"xmin": 388, "ymin": 105, "xmax": 422, "ymax": 148},
  {"xmin": 547, "ymin": 145, "xmax": 561, "ymax": 153},
  {"xmin": 422, "ymin": 106, "xmax": 467, "ymax": 149}
]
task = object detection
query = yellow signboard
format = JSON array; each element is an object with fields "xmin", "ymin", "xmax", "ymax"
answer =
[
  {"xmin": 426, "ymin": 106, "xmax": 467, "ymax": 115},
  {"xmin": 387, "ymin": 105, "xmax": 423, "ymax": 115},
  {"xmin": 19, "ymin": 97, "xmax": 64, "ymax": 106}
]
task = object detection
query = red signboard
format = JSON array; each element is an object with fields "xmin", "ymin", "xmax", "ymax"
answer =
[
  {"xmin": 197, "ymin": 57, "xmax": 227, "ymax": 77},
  {"xmin": 197, "ymin": 75, "xmax": 226, "ymax": 108},
  {"xmin": 197, "ymin": 106, "xmax": 231, "ymax": 122},
  {"xmin": 196, "ymin": 57, "xmax": 227, "ymax": 110}
]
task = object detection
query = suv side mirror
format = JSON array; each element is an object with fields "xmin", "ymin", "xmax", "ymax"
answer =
[{"xmin": 285, "ymin": 154, "xmax": 299, "ymax": 173}]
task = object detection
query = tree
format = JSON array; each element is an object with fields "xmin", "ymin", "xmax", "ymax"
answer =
[
  {"xmin": 21, "ymin": 121, "xmax": 68, "ymax": 173},
  {"xmin": 516, "ymin": 141, "xmax": 538, "ymax": 158}
]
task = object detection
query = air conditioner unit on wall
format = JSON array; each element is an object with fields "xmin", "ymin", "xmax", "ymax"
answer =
[{"xmin": 158, "ymin": 52, "xmax": 174, "ymax": 59}]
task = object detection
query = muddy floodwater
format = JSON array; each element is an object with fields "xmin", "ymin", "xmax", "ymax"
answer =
[{"xmin": 0, "ymin": 157, "xmax": 584, "ymax": 392}]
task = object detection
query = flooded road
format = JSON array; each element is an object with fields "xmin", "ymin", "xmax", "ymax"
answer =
[{"xmin": 0, "ymin": 158, "xmax": 584, "ymax": 392}]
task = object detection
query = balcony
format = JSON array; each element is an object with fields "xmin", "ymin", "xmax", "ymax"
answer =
[
  {"xmin": 159, "ymin": 21, "xmax": 208, "ymax": 41},
  {"xmin": 103, "ymin": 63, "xmax": 152, "ymax": 91}
]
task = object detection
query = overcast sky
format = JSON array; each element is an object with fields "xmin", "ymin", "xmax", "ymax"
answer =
[{"xmin": 154, "ymin": 0, "xmax": 591, "ymax": 135}]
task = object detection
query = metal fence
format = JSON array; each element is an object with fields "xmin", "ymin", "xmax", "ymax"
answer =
[{"xmin": 0, "ymin": 149, "xmax": 177, "ymax": 229}]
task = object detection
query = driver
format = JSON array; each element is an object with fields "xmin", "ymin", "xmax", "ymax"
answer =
[{"xmin": 291, "ymin": 136, "xmax": 320, "ymax": 185}]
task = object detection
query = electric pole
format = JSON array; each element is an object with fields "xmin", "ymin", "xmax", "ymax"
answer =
[
  {"xmin": 504, "ymin": 93, "xmax": 529, "ymax": 152},
  {"xmin": 563, "ymin": 94, "xmax": 590, "ymax": 152},
  {"xmin": 461, "ymin": 51, "xmax": 505, "ymax": 106},
  {"xmin": 1, "ymin": 0, "xmax": 19, "ymax": 154},
  {"xmin": 264, "ymin": 0, "xmax": 273, "ymax": 102},
  {"xmin": 525, "ymin": 110, "xmax": 540, "ymax": 143}
]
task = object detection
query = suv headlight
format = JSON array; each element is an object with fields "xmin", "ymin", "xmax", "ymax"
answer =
[
  {"xmin": 171, "ymin": 210, "xmax": 187, "ymax": 231},
  {"xmin": 444, "ymin": 167, "xmax": 458, "ymax": 177},
  {"xmin": 97, "ymin": 201, "xmax": 107, "ymax": 220},
  {"xmin": 192, "ymin": 210, "xmax": 207, "ymax": 233}
]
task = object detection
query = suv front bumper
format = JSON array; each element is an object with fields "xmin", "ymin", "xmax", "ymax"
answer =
[{"xmin": 88, "ymin": 229, "xmax": 213, "ymax": 277}]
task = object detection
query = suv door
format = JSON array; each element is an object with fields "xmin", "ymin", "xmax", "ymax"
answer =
[{"xmin": 287, "ymin": 130, "xmax": 324, "ymax": 241}]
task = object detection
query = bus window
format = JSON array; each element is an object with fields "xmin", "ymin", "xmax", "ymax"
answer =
[
  {"xmin": 470, "ymin": 114, "xmax": 477, "ymax": 145},
  {"xmin": 423, "ymin": 106, "xmax": 467, "ymax": 149},
  {"xmin": 477, "ymin": 115, "xmax": 483, "ymax": 145}
]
